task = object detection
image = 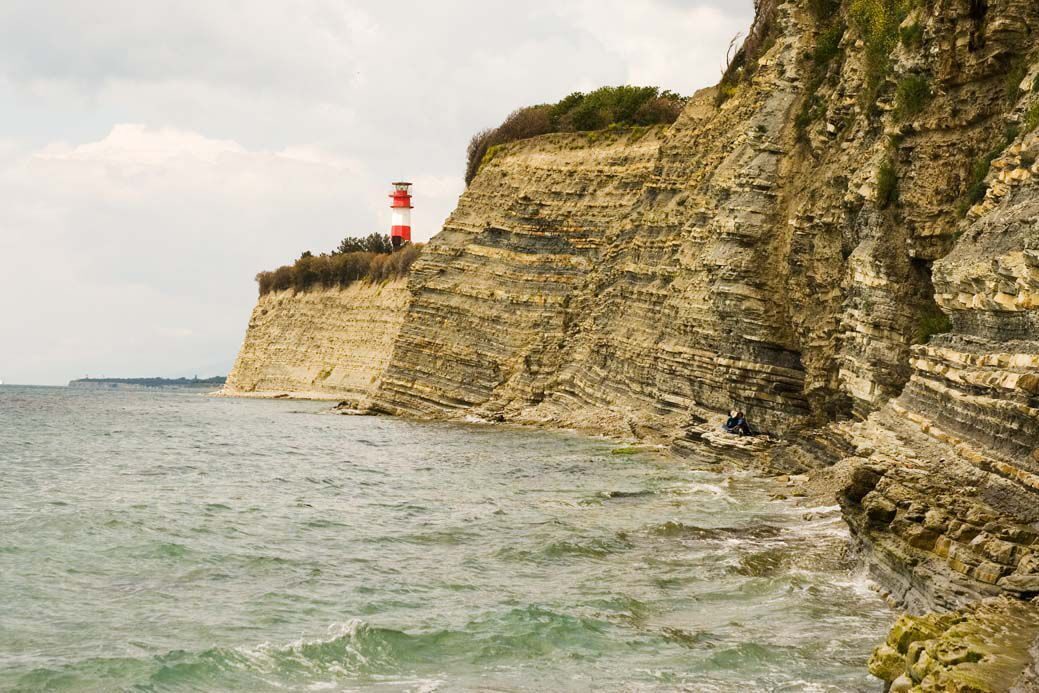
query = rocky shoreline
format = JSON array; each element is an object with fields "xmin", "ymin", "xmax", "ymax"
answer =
[{"xmin": 223, "ymin": 1, "xmax": 1039, "ymax": 689}]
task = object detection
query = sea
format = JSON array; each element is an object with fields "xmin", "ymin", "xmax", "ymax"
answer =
[{"xmin": 0, "ymin": 386, "xmax": 892, "ymax": 692}]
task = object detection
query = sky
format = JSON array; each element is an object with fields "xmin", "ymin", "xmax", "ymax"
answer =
[{"xmin": 0, "ymin": 0, "xmax": 754, "ymax": 386}]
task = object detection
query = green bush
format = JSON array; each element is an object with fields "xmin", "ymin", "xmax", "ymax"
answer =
[
  {"xmin": 893, "ymin": 74, "xmax": 932, "ymax": 120},
  {"xmin": 899, "ymin": 22, "xmax": 923, "ymax": 48},
  {"xmin": 813, "ymin": 22, "xmax": 847, "ymax": 65},
  {"xmin": 1025, "ymin": 103, "xmax": 1039, "ymax": 133},
  {"xmin": 850, "ymin": 0, "xmax": 913, "ymax": 92},
  {"xmin": 796, "ymin": 91, "xmax": 827, "ymax": 141},
  {"xmin": 957, "ymin": 144, "xmax": 1007, "ymax": 216},
  {"xmin": 465, "ymin": 86, "xmax": 686, "ymax": 185},
  {"xmin": 334, "ymin": 233, "xmax": 394, "ymax": 255},
  {"xmin": 796, "ymin": 21, "xmax": 847, "ymax": 143},
  {"xmin": 1005, "ymin": 58, "xmax": 1029, "ymax": 102},
  {"xmin": 914, "ymin": 306, "xmax": 952, "ymax": 344},
  {"xmin": 808, "ymin": 0, "xmax": 843, "ymax": 21},
  {"xmin": 877, "ymin": 159, "xmax": 899, "ymax": 208},
  {"xmin": 255, "ymin": 244, "xmax": 423, "ymax": 296},
  {"xmin": 951, "ymin": 127, "xmax": 1018, "ymax": 217}
]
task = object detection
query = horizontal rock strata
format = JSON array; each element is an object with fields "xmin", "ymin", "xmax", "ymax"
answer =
[{"xmin": 223, "ymin": 281, "xmax": 409, "ymax": 405}]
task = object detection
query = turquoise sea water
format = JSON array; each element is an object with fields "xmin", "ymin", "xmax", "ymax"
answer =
[{"xmin": 0, "ymin": 386, "xmax": 891, "ymax": 691}]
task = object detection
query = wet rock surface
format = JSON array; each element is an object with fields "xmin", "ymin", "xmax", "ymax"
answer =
[{"xmin": 868, "ymin": 597, "xmax": 1039, "ymax": 692}]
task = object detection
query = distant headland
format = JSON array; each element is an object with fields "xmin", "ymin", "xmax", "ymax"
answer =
[{"xmin": 68, "ymin": 376, "xmax": 226, "ymax": 390}]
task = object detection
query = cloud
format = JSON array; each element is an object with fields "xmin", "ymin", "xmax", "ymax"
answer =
[{"xmin": 0, "ymin": 0, "xmax": 755, "ymax": 385}]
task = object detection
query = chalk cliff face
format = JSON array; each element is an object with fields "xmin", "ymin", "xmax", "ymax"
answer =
[
  {"xmin": 224, "ymin": 281, "xmax": 409, "ymax": 404},
  {"xmin": 227, "ymin": 0, "xmax": 1039, "ymax": 687}
]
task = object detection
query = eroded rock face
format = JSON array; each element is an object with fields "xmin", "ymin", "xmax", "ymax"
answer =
[
  {"xmin": 375, "ymin": 0, "xmax": 1036, "ymax": 439},
  {"xmin": 223, "ymin": 281, "xmax": 409, "ymax": 405},
  {"xmin": 376, "ymin": 7, "xmax": 817, "ymax": 435},
  {"xmin": 373, "ymin": 127, "xmax": 671, "ymax": 429}
]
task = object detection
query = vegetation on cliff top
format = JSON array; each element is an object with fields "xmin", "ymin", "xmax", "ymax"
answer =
[
  {"xmin": 717, "ymin": 0, "xmax": 781, "ymax": 105},
  {"xmin": 255, "ymin": 234, "xmax": 422, "ymax": 296},
  {"xmin": 465, "ymin": 86, "xmax": 686, "ymax": 185}
]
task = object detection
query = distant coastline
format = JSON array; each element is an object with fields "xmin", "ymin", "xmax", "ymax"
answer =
[{"xmin": 68, "ymin": 376, "xmax": 226, "ymax": 390}]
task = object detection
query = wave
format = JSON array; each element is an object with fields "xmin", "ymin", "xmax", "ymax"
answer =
[
  {"xmin": 10, "ymin": 610, "xmax": 618, "ymax": 692},
  {"xmin": 12, "ymin": 621, "xmax": 430, "ymax": 691},
  {"xmin": 497, "ymin": 535, "xmax": 634, "ymax": 562}
]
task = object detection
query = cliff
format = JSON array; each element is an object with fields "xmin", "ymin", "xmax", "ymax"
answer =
[
  {"xmin": 375, "ymin": 0, "xmax": 1036, "ymax": 439},
  {"xmin": 223, "ymin": 280, "xmax": 409, "ymax": 404},
  {"xmin": 226, "ymin": 0, "xmax": 1039, "ymax": 687}
]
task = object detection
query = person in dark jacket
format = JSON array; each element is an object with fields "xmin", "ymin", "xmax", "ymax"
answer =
[{"xmin": 724, "ymin": 410, "xmax": 753, "ymax": 436}]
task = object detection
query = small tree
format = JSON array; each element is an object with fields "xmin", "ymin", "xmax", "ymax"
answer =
[{"xmin": 334, "ymin": 233, "xmax": 393, "ymax": 255}]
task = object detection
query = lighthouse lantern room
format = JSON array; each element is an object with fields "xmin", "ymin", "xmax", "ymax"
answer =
[{"xmin": 389, "ymin": 181, "xmax": 413, "ymax": 249}]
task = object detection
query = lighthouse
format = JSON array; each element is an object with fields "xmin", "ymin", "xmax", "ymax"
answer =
[{"xmin": 389, "ymin": 181, "xmax": 413, "ymax": 249}]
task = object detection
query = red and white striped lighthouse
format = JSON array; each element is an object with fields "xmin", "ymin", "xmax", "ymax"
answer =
[{"xmin": 389, "ymin": 181, "xmax": 413, "ymax": 249}]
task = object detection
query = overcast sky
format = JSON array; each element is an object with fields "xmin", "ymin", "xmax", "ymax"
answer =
[{"xmin": 0, "ymin": 0, "xmax": 754, "ymax": 386}]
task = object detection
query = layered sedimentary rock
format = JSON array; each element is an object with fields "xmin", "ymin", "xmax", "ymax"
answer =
[
  {"xmin": 375, "ymin": 0, "xmax": 1036, "ymax": 441},
  {"xmin": 375, "ymin": 17, "xmax": 815, "ymax": 434},
  {"xmin": 226, "ymin": 0, "xmax": 1039, "ymax": 686},
  {"xmin": 223, "ymin": 280, "xmax": 409, "ymax": 404},
  {"xmin": 374, "ymin": 128, "xmax": 671, "ymax": 429}
]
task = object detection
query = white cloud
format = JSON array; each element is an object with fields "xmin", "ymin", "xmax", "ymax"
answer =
[{"xmin": 0, "ymin": 0, "xmax": 755, "ymax": 385}]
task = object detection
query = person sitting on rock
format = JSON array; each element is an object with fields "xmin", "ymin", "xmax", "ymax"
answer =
[
  {"xmin": 725, "ymin": 410, "xmax": 753, "ymax": 436},
  {"xmin": 724, "ymin": 411, "xmax": 740, "ymax": 433}
]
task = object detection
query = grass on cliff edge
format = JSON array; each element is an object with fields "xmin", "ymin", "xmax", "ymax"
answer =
[
  {"xmin": 256, "ymin": 241, "xmax": 422, "ymax": 296},
  {"xmin": 465, "ymin": 86, "xmax": 686, "ymax": 185}
]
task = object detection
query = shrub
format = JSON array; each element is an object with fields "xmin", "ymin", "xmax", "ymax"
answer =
[
  {"xmin": 813, "ymin": 23, "xmax": 847, "ymax": 65},
  {"xmin": 465, "ymin": 105, "xmax": 555, "ymax": 185},
  {"xmin": 808, "ymin": 0, "xmax": 842, "ymax": 21},
  {"xmin": 957, "ymin": 149, "xmax": 1000, "ymax": 216},
  {"xmin": 1025, "ymin": 103, "xmax": 1039, "ymax": 133},
  {"xmin": 633, "ymin": 96, "xmax": 685, "ymax": 126},
  {"xmin": 914, "ymin": 306, "xmax": 952, "ymax": 344},
  {"xmin": 717, "ymin": 0, "xmax": 780, "ymax": 105},
  {"xmin": 1005, "ymin": 57, "xmax": 1029, "ymax": 102},
  {"xmin": 956, "ymin": 124, "xmax": 1023, "ymax": 217},
  {"xmin": 796, "ymin": 91, "xmax": 826, "ymax": 141},
  {"xmin": 255, "ymin": 244, "xmax": 423, "ymax": 296},
  {"xmin": 877, "ymin": 159, "xmax": 898, "ymax": 208},
  {"xmin": 796, "ymin": 22, "xmax": 847, "ymax": 143},
  {"xmin": 899, "ymin": 22, "xmax": 923, "ymax": 48},
  {"xmin": 893, "ymin": 74, "xmax": 932, "ymax": 120},
  {"xmin": 850, "ymin": 0, "xmax": 913, "ymax": 93},
  {"xmin": 334, "ymin": 233, "xmax": 393, "ymax": 255},
  {"xmin": 464, "ymin": 86, "xmax": 686, "ymax": 185}
]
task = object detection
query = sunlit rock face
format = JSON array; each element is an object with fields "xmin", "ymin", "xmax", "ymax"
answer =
[
  {"xmin": 376, "ymin": 0, "xmax": 1037, "ymax": 441},
  {"xmin": 224, "ymin": 281, "xmax": 410, "ymax": 406}
]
